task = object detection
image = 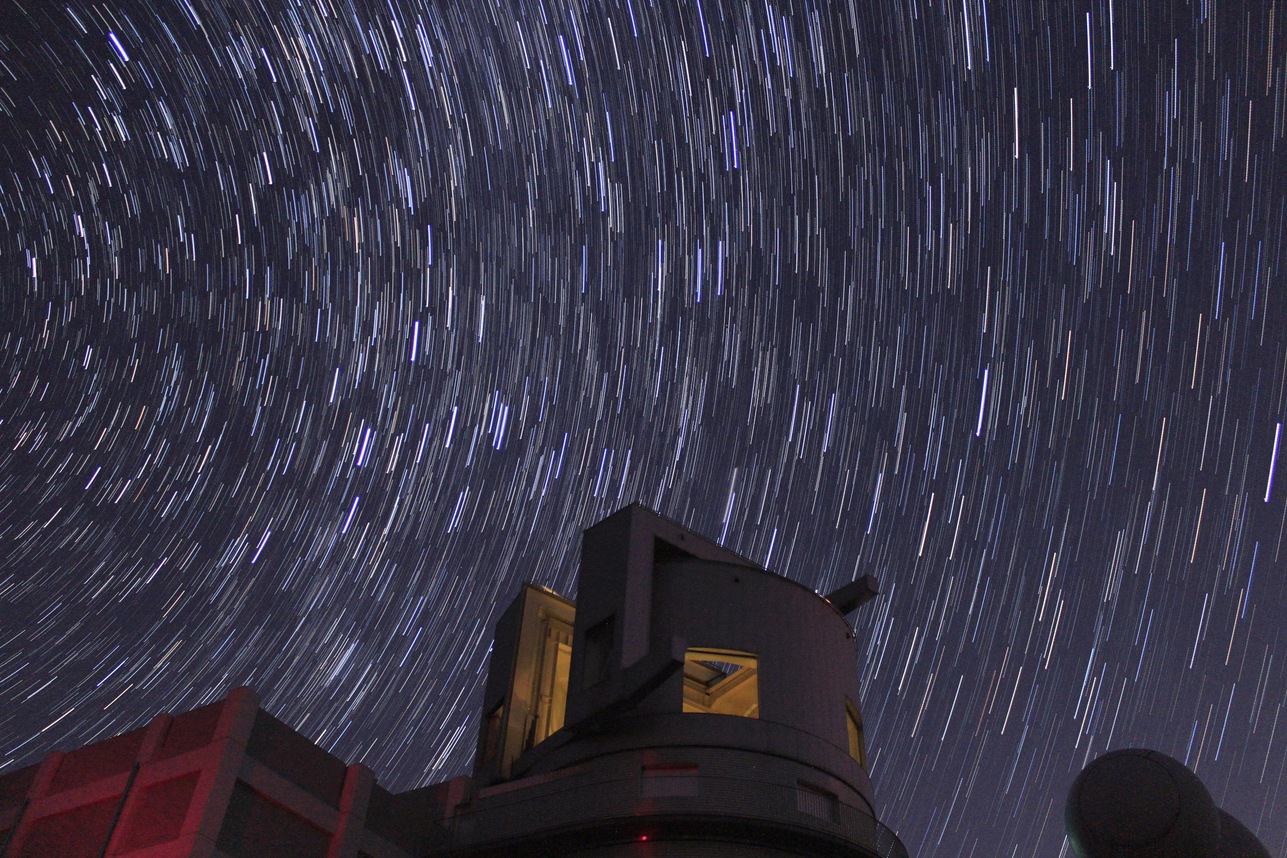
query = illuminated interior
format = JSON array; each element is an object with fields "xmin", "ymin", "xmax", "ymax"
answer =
[
  {"xmin": 846, "ymin": 700, "xmax": 868, "ymax": 767},
  {"xmin": 530, "ymin": 611, "xmax": 572, "ymax": 744},
  {"xmin": 682, "ymin": 649, "xmax": 759, "ymax": 717},
  {"xmin": 478, "ymin": 585, "xmax": 575, "ymax": 779}
]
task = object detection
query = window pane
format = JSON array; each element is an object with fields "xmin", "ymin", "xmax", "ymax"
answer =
[
  {"xmin": 531, "ymin": 615, "xmax": 573, "ymax": 746},
  {"xmin": 846, "ymin": 700, "xmax": 867, "ymax": 767},
  {"xmin": 682, "ymin": 649, "xmax": 758, "ymax": 717}
]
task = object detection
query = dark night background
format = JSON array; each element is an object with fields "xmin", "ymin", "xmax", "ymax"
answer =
[{"xmin": 2, "ymin": 0, "xmax": 1285, "ymax": 854}]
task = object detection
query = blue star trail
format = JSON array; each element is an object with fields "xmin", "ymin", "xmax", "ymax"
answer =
[{"xmin": 2, "ymin": 1, "xmax": 1285, "ymax": 854}]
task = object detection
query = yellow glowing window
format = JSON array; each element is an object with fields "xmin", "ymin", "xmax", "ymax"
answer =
[
  {"xmin": 846, "ymin": 700, "xmax": 867, "ymax": 767},
  {"xmin": 682, "ymin": 649, "xmax": 759, "ymax": 717},
  {"xmin": 531, "ymin": 614, "xmax": 573, "ymax": 745}
]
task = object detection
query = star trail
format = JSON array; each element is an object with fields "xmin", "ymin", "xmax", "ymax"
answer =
[{"xmin": 2, "ymin": 0, "xmax": 1285, "ymax": 854}]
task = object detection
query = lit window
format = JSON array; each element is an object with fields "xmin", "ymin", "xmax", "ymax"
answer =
[
  {"xmin": 483, "ymin": 584, "xmax": 574, "ymax": 780},
  {"xmin": 846, "ymin": 700, "xmax": 867, "ymax": 767},
  {"xmin": 682, "ymin": 649, "xmax": 758, "ymax": 717},
  {"xmin": 531, "ymin": 615, "xmax": 572, "ymax": 743}
]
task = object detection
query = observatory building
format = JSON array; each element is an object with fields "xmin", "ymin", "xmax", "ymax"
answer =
[
  {"xmin": 0, "ymin": 505, "xmax": 908, "ymax": 857},
  {"xmin": 1064, "ymin": 747, "xmax": 1271, "ymax": 858}
]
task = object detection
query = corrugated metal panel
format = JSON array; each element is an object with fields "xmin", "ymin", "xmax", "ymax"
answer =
[
  {"xmin": 641, "ymin": 764, "xmax": 699, "ymax": 797},
  {"xmin": 795, "ymin": 781, "xmax": 838, "ymax": 823}
]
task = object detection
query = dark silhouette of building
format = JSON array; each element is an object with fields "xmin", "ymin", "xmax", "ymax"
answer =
[{"xmin": 0, "ymin": 504, "xmax": 908, "ymax": 857}]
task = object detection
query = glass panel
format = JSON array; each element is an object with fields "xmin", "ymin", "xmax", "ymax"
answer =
[
  {"xmin": 531, "ymin": 614, "xmax": 573, "ymax": 746},
  {"xmin": 682, "ymin": 649, "xmax": 759, "ymax": 717},
  {"xmin": 550, "ymin": 642, "xmax": 571, "ymax": 732},
  {"xmin": 846, "ymin": 700, "xmax": 868, "ymax": 767}
]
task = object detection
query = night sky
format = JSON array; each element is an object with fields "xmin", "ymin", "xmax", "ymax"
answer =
[{"xmin": 2, "ymin": 0, "xmax": 1285, "ymax": 854}]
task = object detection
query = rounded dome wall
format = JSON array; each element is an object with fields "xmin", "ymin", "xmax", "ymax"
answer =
[
  {"xmin": 1065, "ymin": 748, "xmax": 1220, "ymax": 858},
  {"xmin": 644, "ymin": 559, "xmax": 861, "ymax": 756}
]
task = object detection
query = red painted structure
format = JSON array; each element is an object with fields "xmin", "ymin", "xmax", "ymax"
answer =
[{"xmin": 0, "ymin": 687, "xmax": 434, "ymax": 857}]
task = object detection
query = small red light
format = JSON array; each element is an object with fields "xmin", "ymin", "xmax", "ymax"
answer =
[{"xmin": 640, "ymin": 835, "xmax": 648, "ymax": 841}]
